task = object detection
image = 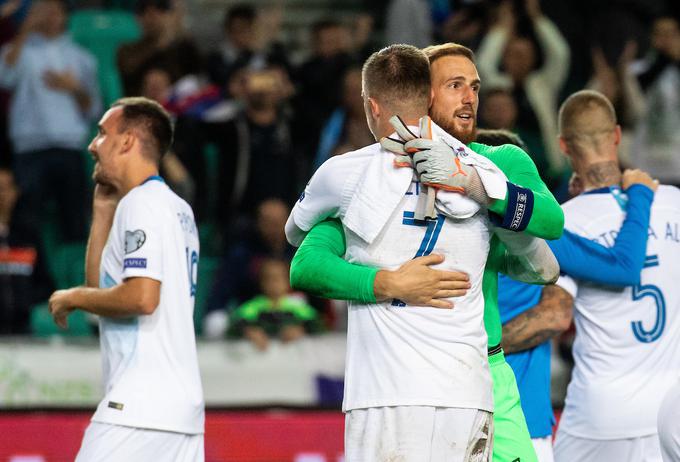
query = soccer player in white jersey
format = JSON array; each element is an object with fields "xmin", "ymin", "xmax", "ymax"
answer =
[
  {"xmin": 48, "ymin": 97, "xmax": 204, "ymax": 461},
  {"xmin": 286, "ymin": 44, "xmax": 558, "ymax": 461},
  {"xmin": 551, "ymin": 90, "xmax": 680, "ymax": 462}
]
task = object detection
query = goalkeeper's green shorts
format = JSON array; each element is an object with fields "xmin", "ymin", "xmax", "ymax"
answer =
[{"xmin": 489, "ymin": 348, "xmax": 538, "ymax": 462}]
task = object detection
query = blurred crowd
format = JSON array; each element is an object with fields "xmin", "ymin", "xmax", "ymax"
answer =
[{"xmin": 0, "ymin": 0, "xmax": 679, "ymax": 349}]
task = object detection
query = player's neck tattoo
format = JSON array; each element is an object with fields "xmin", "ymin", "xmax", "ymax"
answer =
[{"xmin": 583, "ymin": 161, "xmax": 621, "ymax": 189}]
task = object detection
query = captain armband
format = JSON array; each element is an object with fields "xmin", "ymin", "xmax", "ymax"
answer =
[{"xmin": 490, "ymin": 182, "xmax": 535, "ymax": 232}]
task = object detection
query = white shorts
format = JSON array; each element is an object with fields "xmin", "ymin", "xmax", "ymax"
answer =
[
  {"xmin": 75, "ymin": 422, "xmax": 204, "ymax": 462},
  {"xmin": 554, "ymin": 430, "xmax": 661, "ymax": 462},
  {"xmin": 532, "ymin": 436, "xmax": 555, "ymax": 462},
  {"xmin": 658, "ymin": 382, "xmax": 680, "ymax": 461},
  {"xmin": 344, "ymin": 406, "xmax": 492, "ymax": 462}
]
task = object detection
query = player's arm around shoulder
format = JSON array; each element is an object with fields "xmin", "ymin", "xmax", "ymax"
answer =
[
  {"xmin": 290, "ymin": 218, "xmax": 378, "ymax": 303},
  {"xmin": 285, "ymin": 152, "xmax": 363, "ymax": 247},
  {"xmin": 485, "ymin": 143, "xmax": 564, "ymax": 240}
]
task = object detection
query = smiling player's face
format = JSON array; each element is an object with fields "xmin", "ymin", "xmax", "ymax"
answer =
[
  {"xmin": 88, "ymin": 107, "xmax": 125, "ymax": 186},
  {"xmin": 429, "ymin": 55, "xmax": 481, "ymax": 145}
]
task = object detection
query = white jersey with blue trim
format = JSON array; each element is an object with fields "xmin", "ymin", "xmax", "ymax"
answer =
[
  {"xmin": 92, "ymin": 177, "xmax": 204, "ymax": 434},
  {"xmin": 287, "ymin": 138, "xmax": 494, "ymax": 413},
  {"xmin": 342, "ymin": 178, "xmax": 493, "ymax": 412},
  {"xmin": 556, "ymin": 185, "xmax": 680, "ymax": 439}
]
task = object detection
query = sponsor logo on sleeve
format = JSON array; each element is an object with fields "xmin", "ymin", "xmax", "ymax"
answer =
[
  {"xmin": 124, "ymin": 230, "xmax": 146, "ymax": 254},
  {"xmin": 124, "ymin": 258, "xmax": 147, "ymax": 269}
]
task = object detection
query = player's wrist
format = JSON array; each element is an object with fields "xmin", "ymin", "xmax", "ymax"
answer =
[{"xmin": 373, "ymin": 270, "xmax": 397, "ymax": 301}]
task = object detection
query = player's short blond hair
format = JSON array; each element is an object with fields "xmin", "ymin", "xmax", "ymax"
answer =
[
  {"xmin": 362, "ymin": 44, "xmax": 431, "ymax": 114},
  {"xmin": 558, "ymin": 90, "xmax": 618, "ymax": 158},
  {"xmin": 422, "ymin": 43, "xmax": 475, "ymax": 65}
]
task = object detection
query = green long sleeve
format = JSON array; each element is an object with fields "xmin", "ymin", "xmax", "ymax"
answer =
[
  {"xmin": 470, "ymin": 142, "xmax": 564, "ymax": 240},
  {"xmin": 290, "ymin": 219, "xmax": 378, "ymax": 303}
]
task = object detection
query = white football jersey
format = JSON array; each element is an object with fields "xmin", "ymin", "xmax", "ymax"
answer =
[
  {"xmin": 557, "ymin": 185, "xmax": 680, "ymax": 439},
  {"xmin": 287, "ymin": 142, "xmax": 494, "ymax": 413},
  {"xmin": 92, "ymin": 177, "xmax": 204, "ymax": 434}
]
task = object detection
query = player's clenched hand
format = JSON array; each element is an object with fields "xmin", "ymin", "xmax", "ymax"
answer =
[
  {"xmin": 48, "ymin": 289, "xmax": 77, "ymax": 329},
  {"xmin": 373, "ymin": 254, "xmax": 470, "ymax": 309},
  {"xmin": 622, "ymin": 169, "xmax": 658, "ymax": 192}
]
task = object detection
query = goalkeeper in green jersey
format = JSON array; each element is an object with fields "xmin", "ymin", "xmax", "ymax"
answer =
[{"xmin": 290, "ymin": 43, "xmax": 563, "ymax": 462}]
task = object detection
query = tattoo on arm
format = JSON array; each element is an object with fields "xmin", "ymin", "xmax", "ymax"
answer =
[{"xmin": 501, "ymin": 285, "xmax": 574, "ymax": 354}]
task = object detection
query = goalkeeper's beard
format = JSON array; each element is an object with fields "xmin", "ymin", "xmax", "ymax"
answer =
[{"xmin": 430, "ymin": 110, "xmax": 477, "ymax": 145}]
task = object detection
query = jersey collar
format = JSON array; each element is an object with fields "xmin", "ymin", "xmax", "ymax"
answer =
[
  {"xmin": 141, "ymin": 175, "xmax": 165, "ymax": 185},
  {"xmin": 581, "ymin": 186, "xmax": 612, "ymax": 195}
]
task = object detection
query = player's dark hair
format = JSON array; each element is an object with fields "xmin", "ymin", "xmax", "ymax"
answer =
[
  {"xmin": 362, "ymin": 44, "xmax": 431, "ymax": 115},
  {"xmin": 224, "ymin": 4, "xmax": 256, "ymax": 29},
  {"xmin": 422, "ymin": 43, "xmax": 475, "ymax": 65},
  {"xmin": 475, "ymin": 129, "xmax": 529, "ymax": 153},
  {"xmin": 112, "ymin": 97, "xmax": 173, "ymax": 164}
]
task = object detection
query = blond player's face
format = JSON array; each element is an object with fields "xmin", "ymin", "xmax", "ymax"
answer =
[
  {"xmin": 88, "ymin": 107, "xmax": 124, "ymax": 186},
  {"xmin": 429, "ymin": 55, "xmax": 480, "ymax": 145}
]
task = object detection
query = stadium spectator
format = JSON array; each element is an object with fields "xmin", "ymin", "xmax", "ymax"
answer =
[
  {"xmin": 0, "ymin": 0, "xmax": 101, "ymax": 242},
  {"xmin": 477, "ymin": 0, "xmax": 570, "ymax": 183},
  {"xmin": 628, "ymin": 15, "xmax": 680, "ymax": 186},
  {"xmin": 206, "ymin": 4, "xmax": 289, "ymax": 89},
  {"xmin": 479, "ymin": 87, "xmax": 519, "ymax": 131},
  {"xmin": 0, "ymin": 0, "xmax": 20, "ymax": 167},
  {"xmin": 292, "ymin": 19, "xmax": 355, "ymax": 166},
  {"xmin": 228, "ymin": 258, "xmax": 322, "ymax": 351},
  {"xmin": 138, "ymin": 67, "xmax": 196, "ymax": 205},
  {"xmin": 0, "ymin": 167, "xmax": 53, "ymax": 335},
  {"xmin": 207, "ymin": 67, "xmax": 298, "ymax": 229},
  {"xmin": 586, "ymin": 42, "xmax": 641, "ymax": 165},
  {"xmin": 202, "ymin": 198, "xmax": 294, "ymax": 339},
  {"xmin": 313, "ymin": 66, "xmax": 373, "ymax": 169},
  {"xmin": 117, "ymin": 0, "xmax": 202, "ymax": 96},
  {"xmin": 439, "ymin": 4, "xmax": 488, "ymax": 51}
]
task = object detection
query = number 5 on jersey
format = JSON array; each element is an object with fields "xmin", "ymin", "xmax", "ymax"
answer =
[{"xmin": 631, "ymin": 255, "xmax": 666, "ymax": 343}]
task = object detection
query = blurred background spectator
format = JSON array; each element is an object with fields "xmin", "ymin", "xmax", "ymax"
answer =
[
  {"xmin": 292, "ymin": 19, "xmax": 356, "ymax": 167},
  {"xmin": 227, "ymin": 258, "xmax": 322, "ymax": 351},
  {"xmin": 206, "ymin": 3, "xmax": 289, "ymax": 89},
  {"xmin": 313, "ymin": 65, "xmax": 373, "ymax": 169},
  {"xmin": 0, "ymin": 167, "xmax": 53, "ymax": 335},
  {"xmin": 206, "ymin": 66, "xmax": 297, "ymax": 233},
  {"xmin": 117, "ymin": 0, "xmax": 202, "ymax": 96},
  {"xmin": 628, "ymin": 14, "xmax": 680, "ymax": 186},
  {"xmin": 202, "ymin": 198, "xmax": 293, "ymax": 339},
  {"xmin": 0, "ymin": 0, "xmax": 100, "ymax": 242},
  {"xmin": 477, "ymin": 0, "xmax": 570, "ymax": 187}
]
